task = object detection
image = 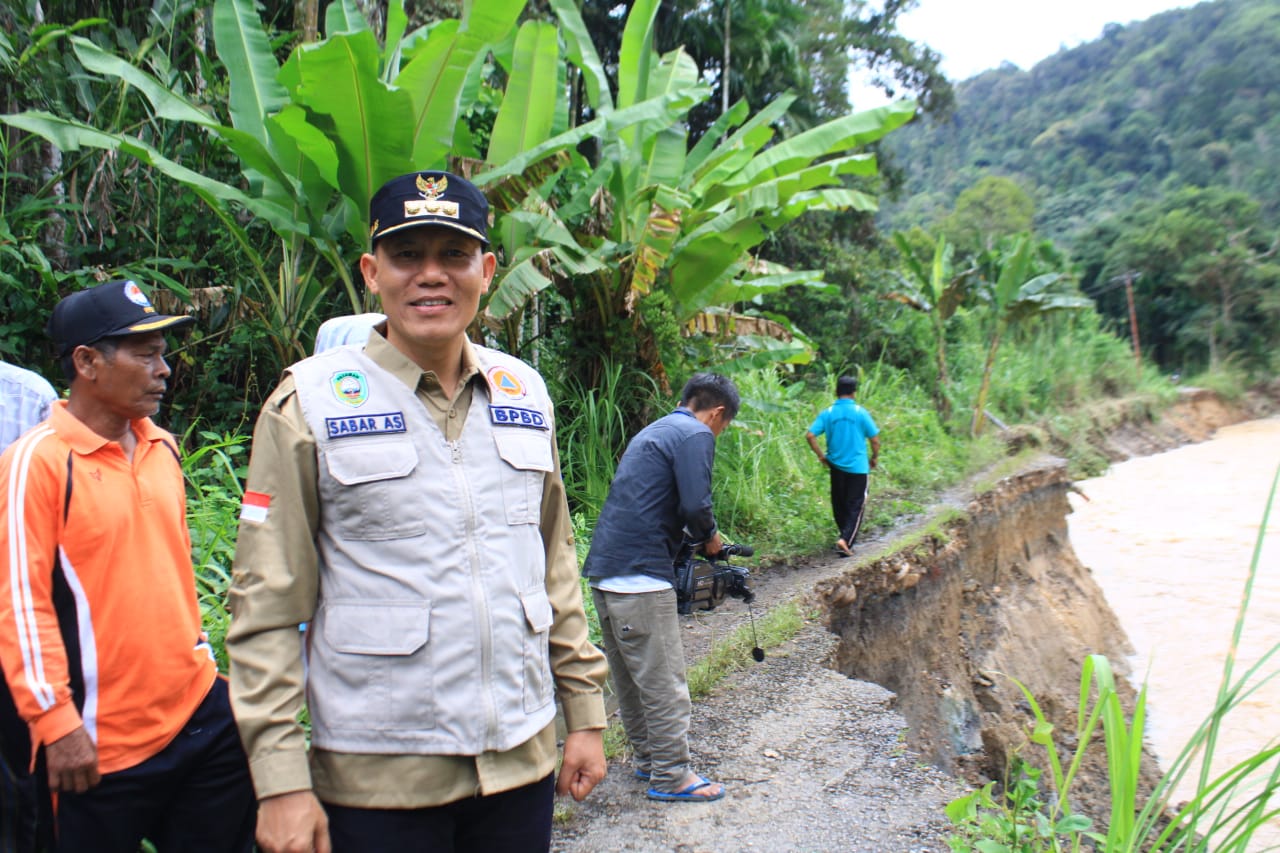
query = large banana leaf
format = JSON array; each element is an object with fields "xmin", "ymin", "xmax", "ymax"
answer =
[
  {"xmin": 324, "ymin": 0, "xmax": 369, "ymax": 36},
  {"xmin": 264, "ymin": 105, "xmax": 342, "ymax": 230},
  {"xmin": 212, "ymin": 0, "xmax": 286, "ymax": 151},
  {"xmin": 711, "ymin": 100, "xmax": 916, "ymax": 196},
  {"xmin": 0, "ymin": 111, "xmax": 297, "ymax": 233},
  {"xmin": 282, "ymin": 32, "xmax": 412, "ymax": 228},
  {"xmin": 70, "ymin": 35, "xmax": 297, "ymax": 206},
  {"xmin": 616, "ymin": 0, "xmax": 660, "ymax": 113},
  {"xmin": 474, "ymin": 93, "xmax": 694, "ymax": 187},
  {"xmin": 688, "ymin": 96, "xmax": 797, "ymax": 192},
  {"xmin": 396, "ymin": 0, "xmax": 523, "ymax": 165},
  {"xmin": 632, "ymin": 184, "xmax": 689, "ymax": 297},
  {"xmin": 487, "ymin": 21, "xmax": 560, "ymax": 166},
  {"xmin": 548, "ymin": 0, "xmax": 612, "ymax": 111}
]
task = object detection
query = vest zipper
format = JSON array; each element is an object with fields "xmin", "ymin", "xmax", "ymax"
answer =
[{"xmin": 451, "ymin": 437, "xmax": 500, "ymax": 744}]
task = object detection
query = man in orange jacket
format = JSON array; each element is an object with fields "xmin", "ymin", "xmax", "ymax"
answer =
[{"xmin": 0, "ymin": 280, "xmax": 255, "ymax": 852}]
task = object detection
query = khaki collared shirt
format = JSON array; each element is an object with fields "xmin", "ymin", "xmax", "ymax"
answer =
[{"xmin": 228, "ymin": 330, "xmax": 606, "ymax": 807}]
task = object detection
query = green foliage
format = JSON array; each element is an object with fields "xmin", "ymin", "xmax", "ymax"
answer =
[
  {"xmin": 883, "ymin": 0, "xmax": 1280, "ymax": 245},
  {"xmin": 553, "ymin": 360, "xmax": 659, "ymax": 520},
  {"xmin": 946, "ymin": 758, "xmax": 1094, "ymax": 852},
  {"xmin": 940, "ymin": 176, "xmax": 1036, "ymax": 253},
  {"xmin": 181, "ymin": 430, "xmax": 249, "ymax": 674},
  {"xmin": 1078, "ymin": 186, "xmax": 1280, "ymax": 375},
  {"xmin": 710, "ymin": 363, "xmax": 974, "ymax": 556}
]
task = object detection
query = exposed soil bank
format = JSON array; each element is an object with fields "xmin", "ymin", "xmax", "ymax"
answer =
[{"xmin": 552, "ymin": 384, "xmax": 1280, "ymax": 852}]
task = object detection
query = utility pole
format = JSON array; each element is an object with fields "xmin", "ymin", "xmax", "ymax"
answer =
[{"xmin": 1110, "ymin": 271, "xmax": 1142, "ymax": 375}]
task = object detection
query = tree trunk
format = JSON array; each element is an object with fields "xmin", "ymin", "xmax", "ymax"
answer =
[
  {"xmin": 295, "ymin": 0, "xmax": 320, "ymax": 43},
  {"xmin": 354, "ymin": 0, "xmax": 385, "ymax": 42},
  {"xmin": 721, "ymin": 0, "xmax": 731, "ymax": 115},
  {"xmin": 192, "ymin": 6, "xmax": 208, "ymax": 98},
  {"xmin": 971, "ymin": 325, "xmax": 1003, "ymax": 437},
  {"xmin": 932, "ymin": 312, "xmax": 951, "ymax": 420}
]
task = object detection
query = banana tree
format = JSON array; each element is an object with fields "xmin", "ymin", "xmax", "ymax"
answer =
[
  {"xmin": 0, "ymin": 0, "xmax": 544, "ymax": 365},
  {"xmin": 475, "ymin": 0, "xmax": 917, "ymax": 389},
  {"xmin": 970, "ymin": 235, "xmax": 1093, "ymax": 436},
  {"xmin": 887, "ymin": 232, "xmax": 974, "ymax": 420}
]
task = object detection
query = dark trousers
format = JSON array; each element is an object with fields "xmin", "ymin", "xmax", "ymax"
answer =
[
  {"xmin": 325, "ymin": 773, "xmax": 555, "ymax": 853},
  {"xmin": 830, "ymin": 468, "xmax": 869, "ymax": 547},
  {"xmin": 54, "ymin": 677, "xmax": 255, "ymax": 853},
  {"xmin": 1, "ymin": 675, "xmax": 51, "ymax": 853}
]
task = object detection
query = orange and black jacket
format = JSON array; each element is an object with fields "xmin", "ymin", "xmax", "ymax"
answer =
[{"xmin": 0, "ymin": 402, "xmax": 215, "ymax": 774}]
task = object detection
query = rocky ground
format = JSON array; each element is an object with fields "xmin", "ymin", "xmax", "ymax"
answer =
[
  {"xmin": 553, "ymin": 589, "xmax": 963, "ymax": 852},
  {"xmin": 550, "ymin": 386, "xmax": 1280, "ymax": 853}
]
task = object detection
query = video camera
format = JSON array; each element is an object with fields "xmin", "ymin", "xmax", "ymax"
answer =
[{"xmin": 674, "ymin": 541, "xmax": 756, "ymax": 615}]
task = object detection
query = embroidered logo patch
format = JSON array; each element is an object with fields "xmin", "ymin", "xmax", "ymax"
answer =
[
  {"xmin": 325, "ymin": 412, "xmax": 407, "ymax": 439},
  {"xmin": 485, "ymin": 366, "xmax": 527, "ymax": 400},
  {"xmin": 123, "ymin": 280, "xmax": 157, "ymax": 314},
  {"xmin": 490, "ymin": 406, "xmax": 547, "ymax": 430},
  {"xmin": 240, "ymin": 491, "xmax": 271, "ymax": 524},
  {"xmin": 331, "ymin": 370, "xmax": 369, "ymax": 407}
]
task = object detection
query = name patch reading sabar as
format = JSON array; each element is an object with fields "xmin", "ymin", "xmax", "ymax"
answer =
[
  {"xmin": 490, "ymin": 406, "xmax": 548, "ymax": 430},
  {"xmin": 325, "ymin": 411, "xmax": 407, "ymax": 439}
]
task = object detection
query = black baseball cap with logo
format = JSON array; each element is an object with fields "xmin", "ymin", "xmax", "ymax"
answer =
[
  {"xmin": 368, "ymin": 170, "xmax": 490, "ymax": 248},
  {"xmin": 47, "ymin": 279, "xmax": 196, "ymax": 357}
]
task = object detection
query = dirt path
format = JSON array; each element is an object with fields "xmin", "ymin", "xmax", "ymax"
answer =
[{"xmin": 553, "ymin": 524, "xmax": 966, "ymax": 852}]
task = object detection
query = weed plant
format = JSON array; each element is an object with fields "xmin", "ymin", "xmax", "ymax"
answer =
[
  {"xmin": 181, "ymin": 430, "xmax": 249, "ymax": 673},
  {"xmin": 946, "ymin": 466, "xmax": 1280, "ymax": 852}
]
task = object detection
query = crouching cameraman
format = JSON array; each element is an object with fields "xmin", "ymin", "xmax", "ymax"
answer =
[{"xmin": 583, "ymin": 373, "xmax": 740, "ymax": 803}]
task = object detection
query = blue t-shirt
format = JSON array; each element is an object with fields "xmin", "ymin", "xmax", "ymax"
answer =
[{"xmin": 808, "ymin": 398, "xmax": 878, "ymax": 474}]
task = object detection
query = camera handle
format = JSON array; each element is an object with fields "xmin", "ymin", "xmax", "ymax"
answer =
[
  {"xmin": 747, "ymin": 600, "xmax": 764, "ymax": 662},
  {"xmin": 713, "ymin": 542, "xmax": 763, "ymax": 661}
]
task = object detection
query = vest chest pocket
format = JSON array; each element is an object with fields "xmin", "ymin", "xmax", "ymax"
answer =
[
  {"xmin": 492, "ymin": 429, "xmax": 554, "ymax": 525},
  {"xmin": 320, "ymin": 438, "xmax": 428, "ymax": 540}
]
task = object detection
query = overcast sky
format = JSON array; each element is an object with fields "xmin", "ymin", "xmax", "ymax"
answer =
[{"xmin": 850, "ymin": 0, "xmax": 1197, "ymax": 107}]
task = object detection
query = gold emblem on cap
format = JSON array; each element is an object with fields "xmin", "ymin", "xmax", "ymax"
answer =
[
  {"xmin": 404, "ymin": 199, "xmax": 459, "ymax": 220},
  {"xmin": 417, "ymin": 174, "xmax": 448, "ymax": 199}
]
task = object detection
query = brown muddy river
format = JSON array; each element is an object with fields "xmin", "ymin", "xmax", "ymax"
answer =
[{"xmin": 1067, "ymin": 415, "xmax": 1280, "ymax": 848}]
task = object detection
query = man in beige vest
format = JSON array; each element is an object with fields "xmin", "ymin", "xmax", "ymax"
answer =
[{"xmin": 227, "ymin": 171, "xmax": 607, "ymax": 853}]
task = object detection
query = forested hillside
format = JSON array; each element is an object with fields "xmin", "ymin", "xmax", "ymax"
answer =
[{"xmin": 882, "ymin": 0, "xmax": 1280, "ymax": 246}]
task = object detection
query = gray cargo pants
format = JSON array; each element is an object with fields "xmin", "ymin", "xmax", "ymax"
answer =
[{"xmin": 591, "ymin": 587, "xmax": 692, "ymax": 792}]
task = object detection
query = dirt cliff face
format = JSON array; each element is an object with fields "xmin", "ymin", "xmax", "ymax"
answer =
[
  {"xmin": 813, "ymin": 385, "xmax": 1279, "ymax": 822},
  {"xmin": 816, "ymin": 461, "xmax": 1155, "ymax": 815}
]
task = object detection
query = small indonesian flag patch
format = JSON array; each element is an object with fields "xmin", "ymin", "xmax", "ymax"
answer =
[{"xmin": 240, "ymin": 491, "xmax": 271, "ymax": 524}]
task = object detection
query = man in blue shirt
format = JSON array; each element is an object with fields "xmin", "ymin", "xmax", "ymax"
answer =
[
  {"xmin": 583, "ymin": 373, "xmax": 740, "ymax": 803},
  {"xmin": 806, "ymin": 375, "xmax": 881, "ymax": 557}
]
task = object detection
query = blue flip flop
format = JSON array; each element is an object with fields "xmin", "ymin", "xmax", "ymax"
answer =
[
  {"xmin": 646, "ymin": 775, "xmax": 725, "ymax": 802},
  {"xmin": 633, "ymin": 768, "xmax": 651, "ymax": 780}
]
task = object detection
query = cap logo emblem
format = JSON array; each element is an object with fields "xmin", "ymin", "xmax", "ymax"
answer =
[
  {"xmin": 123, "ymin": 280, "xmax": 157, "ymax": 314},
  {"xmin": 331, "ymin": 370, "xmax": 369, "ymax": 407},
  {"xmin": 417, "ymin": 174, "xmax": 447, "ymax": 198},
  {"xmin": 486, "ymin": 366, "xmax": 527, "ymax": 400},
  {"xmin": 404, "ymin": 173, "xmax": 460, "ymax": 221}
]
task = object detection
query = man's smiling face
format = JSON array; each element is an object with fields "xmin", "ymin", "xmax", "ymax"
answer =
[{"xmin": 360, "ymin": 227, "xmax": 496, "ymax": 362}]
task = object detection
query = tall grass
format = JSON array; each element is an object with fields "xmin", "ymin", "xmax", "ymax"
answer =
[
  {"xmin": 714, "ymin": 363, "xmax": 980, "ymax": 557},
  {"xmin": 947, "ymin": 465, "xmax": 1280, "ymax": 851},
  {"xmin": 555, "ymin": 361, "xmax": 657, "ymax": 522},
  {"xmin": 181, "ymin": 429, "xmax": 249, "ymax": 673}
]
